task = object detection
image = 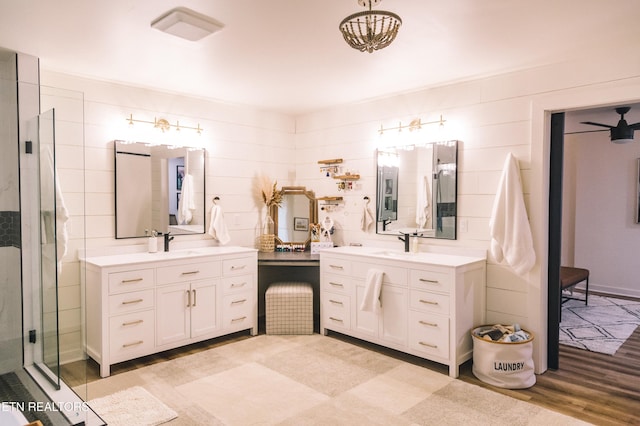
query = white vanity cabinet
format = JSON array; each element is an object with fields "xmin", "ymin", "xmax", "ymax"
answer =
[
  {"xmin": 320, "ymin": 247, "xmax": 485, "ymax": 378},
  {"xmin": 84, "ymin": 247, "xmax": 257, "ymax": 377}
]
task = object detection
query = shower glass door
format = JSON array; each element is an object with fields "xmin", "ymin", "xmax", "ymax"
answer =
[{"xmin": 27, "ymin": 109, "xmax": 61, "ymax": 389}]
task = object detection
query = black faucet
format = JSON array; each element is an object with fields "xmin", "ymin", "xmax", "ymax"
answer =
[
  {"xmin": 382, "ymin": 218, "xmax": 392, "ymax": 231},
  {"xmin": 398, "ymin": 233, "xmax": 410, "ymax": 252},
  {"xmin": 164, "ymin": 232, "xmax": 174, "ymax": 252}
]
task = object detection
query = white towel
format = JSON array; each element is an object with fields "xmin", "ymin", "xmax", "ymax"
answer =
[
  {"xmin": 177, "ymin": 174, "xmax": 195, "ymax": 225},
  {"xmin": 489, "ymin": 153, "xmax": 536, "ymax": 277},
  {"xmin": 416, "ymin": 175, "xmax": 431, "ymax": 228},
  {"xmin": 359, "ymin": 269, "xmax": 384, "ymax": 314},
  {"xmin": 361, "ymin": 199, "xmax": 374, "ymax": 231},
  {"xmin": 207, "ymin": 204, "xmax": 231, "ymax": 245}
]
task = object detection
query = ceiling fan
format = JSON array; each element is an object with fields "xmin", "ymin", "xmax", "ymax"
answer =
[{"xmin": 581, "ymin": 107, "xmax": 640, "ymax": 144}]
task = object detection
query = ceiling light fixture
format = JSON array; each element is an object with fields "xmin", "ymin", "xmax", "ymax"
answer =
[
  {"xmin": 151, "ymin": 7, "xmax": 224, "ymax": 41},
  {"xmin": 340, "ymin": 0, "xmax": 402, "ymax": 53}
]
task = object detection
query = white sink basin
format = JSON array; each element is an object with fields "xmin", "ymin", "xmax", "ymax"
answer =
[{"xmin": 372, "ymin": 250, "xmax": 417, "ymax": 258}]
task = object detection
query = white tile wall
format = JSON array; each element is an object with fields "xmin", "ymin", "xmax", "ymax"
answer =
[{"xmin": 40, "ymin": 45, "xmax": 640, "ymax": 372}]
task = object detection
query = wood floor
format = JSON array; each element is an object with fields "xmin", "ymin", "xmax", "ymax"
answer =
[
  {"xmin": 63, "ymin": 326, "xmax": 640, "ymax": 426},
  {"xmin": 459, "ymin": 327, "xmax": 640, "ymax": 426}
]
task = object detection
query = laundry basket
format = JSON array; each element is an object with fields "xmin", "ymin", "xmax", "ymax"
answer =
[{"xmin": 471, "ymin": 325, "xmax": 535, "ymax": 389}]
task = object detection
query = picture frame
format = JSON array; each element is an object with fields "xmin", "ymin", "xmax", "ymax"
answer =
[
  {"xmin": 176, "ymin": 165, "xmax": 185, "ymax": 190},
  {"xmin": 294, "ymin": 217, "xmax": 309, "ymax": 231}
]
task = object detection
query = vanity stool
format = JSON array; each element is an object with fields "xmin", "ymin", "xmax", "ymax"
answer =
[{"xmin": 266, "ymin": 282, "xmax": 313, "ymax": 335}]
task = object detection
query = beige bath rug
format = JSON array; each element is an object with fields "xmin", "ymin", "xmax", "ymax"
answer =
[{"xmin": 88, "ymin": 385, "xmax": 177, "ymax": 426}]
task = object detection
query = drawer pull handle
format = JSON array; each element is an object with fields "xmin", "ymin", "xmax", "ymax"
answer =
[
  {"xmin": 231, "ymin": 316, "xmax": 247, "ymax": 323},
  {"xmin": 419, "ymin": 299, "xmax": 439, "ymax": 306},
  {"xmin": 122, "ymin": 340, "xmax": 143, "ymax": 348},
  {"xmin": 329, "ymin": 299, "xmax": 343, "ymax": 305},
  {"xmin": 231, "ymin": 265, "xmax": 246, "ymax": 270},
  {"xmin": 122, "ymin": 299, "xmax": 143, "ymax": 305},
  {"xmin": 187, "ymin": 290, "xmax": 192, "ymax": 308},
  {"xmin": 122, "ymin": 319, "xmax": 144, "ymax": 327},
  {"xmin": 231, "ymin": 282, "xmax": 247, "ymax": 288},
  {"xmin": 419, "ymin": 278, "xmax": 439, "ymax": 284},
  {"xmin": 192, "ymin": 289, "xmax": 197, "ymax": 307},
  {"xmin": 121, "ymin": 278, "xmax": 143, "ymax": 284},
  {"xmin": 329, "ymin": 316, "xmax": 343, "ymax": 323},
  {"xmin": 181, "ymin": 271, "xmax": 200, "ymax": 275},
  {"xmin": 419, "ymin": 320, "xmax": 438, "ymax": 327},
  {"xmin": 231, "ymin": 299, "xmax": 247, "ymax": 305},
  {"xmin": 419, "ymin": 341, "xmax": 438, "ymax": 348},
  {"xmin": 329, "ymin": 282, "xmax": 344, "ymax": 288},
  {"xmin": 329, "ymin": 265, "xmax": 344, "ymax": 270}
]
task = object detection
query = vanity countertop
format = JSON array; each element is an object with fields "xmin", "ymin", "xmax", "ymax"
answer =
[
  {"xmin": 83, "ymin": 246, "xmax": 257, "ymax": 267},
  {"xmin": 258, "ymin": 251, "xmax": 319, "ymax": 266},
  {"xmin": 321, "ymin": 246, "xmax": 485, "ymax": 268}
]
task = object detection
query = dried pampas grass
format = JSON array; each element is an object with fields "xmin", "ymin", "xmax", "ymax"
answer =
[{"xmin": 258, "ymin": 175, "xmax": 283, "ymax": 208}]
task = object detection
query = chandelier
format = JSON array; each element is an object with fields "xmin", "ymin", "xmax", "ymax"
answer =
[{"xmin": 339, "ymin": 0, "xmax": 402, "ymax": 53}]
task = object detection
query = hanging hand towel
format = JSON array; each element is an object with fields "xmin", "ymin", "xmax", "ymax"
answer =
[
  {"xmin": 416, "ymin": 175, "xmax": 431, "ymax": 228},
  {"xmin": 359, "ymin": 269, "xmax": 384, "ymax": 314},
  {"xmin": 207, "ymin": 204, "xmax": 231, "ymax": 245},
  {"xmin": 489, "ymin": 153, "xmax": 536, "ymax": 277},
  {"xmin": 177, "ymin": 174, "xmax": 195, "ymax": 225},
  {"xmin": 361, "ymin": 198, "xmax": 374, "ymax": 231}
]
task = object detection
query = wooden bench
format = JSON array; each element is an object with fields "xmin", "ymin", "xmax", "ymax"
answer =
[{"xmin": 560, "ymin": 266, "xmax": 589, "ymax": 305}]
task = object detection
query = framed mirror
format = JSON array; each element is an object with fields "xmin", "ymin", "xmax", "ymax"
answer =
[
  {"xmin": 376, "ymin": 140, "xmax": 458, "ymax": 239},
  {"xmin": 115, "ymin": 140, "xmax": 206, "ymax": 238},
  {"xmin": 270, "ymin": 186, "xmax": 317, "ymax": 248}
]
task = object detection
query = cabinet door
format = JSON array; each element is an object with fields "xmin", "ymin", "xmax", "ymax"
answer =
[
  {"xmin": 156, "ymin": 283, "xmax": 190, "ymax": 346},
  {"xmin": 380, "ymin": 285, "xmax": 408, "ymax": 346},
  {"xmin": 190, "ymin": 279, "xmax": 218, "ymax": 338},
  {"xmin": 354, "ymin": 283, "xmax": 378, "ymax": 337}
]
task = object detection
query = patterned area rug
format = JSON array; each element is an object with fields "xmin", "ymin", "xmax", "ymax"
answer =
[{"xmin": 560, "ymin": 294, "xmax": 640, "ymax": 355}]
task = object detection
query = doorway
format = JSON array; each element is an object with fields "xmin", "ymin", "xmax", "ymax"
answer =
[{"xmin": 547, "ymin": 103, "xmax": 640, "ymax": 369}]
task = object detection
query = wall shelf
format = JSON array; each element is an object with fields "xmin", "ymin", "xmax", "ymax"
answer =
[{"xmin": 333, "ymin": 174, "xmax": 360, "ymax": 181}]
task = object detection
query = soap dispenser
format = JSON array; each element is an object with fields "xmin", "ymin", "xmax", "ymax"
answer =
[
  {"xmin": 147, "ymin": 229, "xmax": 158, "ymax": 253},
  {"xmin": 411, "ymin": 236, "xmax": 419, "ymax": 253}
]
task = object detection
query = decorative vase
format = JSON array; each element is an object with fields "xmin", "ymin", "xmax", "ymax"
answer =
[{"xmin": 259, "ymin": 214, "xmax": 275, "ymax": 252}]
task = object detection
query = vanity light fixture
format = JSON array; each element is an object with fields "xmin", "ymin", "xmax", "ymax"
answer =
[
  {"xmin": 126, "ymin": 114, "xmax": 203, "ymax": 135},
  {"xmin": 378, "ymin": 115, "xmax": 446, "ymax": 135},
  {"xmin": 151, "ymin": 7, "xmax": 224, "ymax": 41},
  {"xmin": 340, "ymin": 0, "xmax": 402, "ymax": 53}
]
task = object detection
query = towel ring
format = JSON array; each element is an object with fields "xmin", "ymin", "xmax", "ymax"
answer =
[{"xmin": 213, "ymin": 196, "xmax": 220, "ymax": 204}]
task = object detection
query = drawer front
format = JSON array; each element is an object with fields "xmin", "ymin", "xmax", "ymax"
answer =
[
  {"xmin": 352, "ymin": 262, "xmax": 407, "ymax": 286},
  {"xmin": 321, "ymin": 257, "xmax": 352, "ymax": 276},
  {"xmin": 409, "ymin": 269, "xmax": 451, "ymax": 293},
  {"xmin": 108, "ymin": 269, "xmax": 154, "ymax": 294},
  {"xmin": 222, "ymin": 292, "xmax": 255, "ymax": 328},
  {"xmin": 222, "ymin": 256, "xmax": 255, "ymax": 276},
  {"xmin": 109, "ymin": 310, "xmax": 154, "ymax": 361},
  {"xmin": 321, "ymin": 293, "xmax": 350, "ymax": 330},
  {"xmin": 109, "ymin": 289, "xmax": 155, "ymax": 316},
  {"xmin": 410, "ymin": 289, "xmax": 450, "ymax": 315},
  {"xmin": 221, "ymin": 274, "xmax": 254, "ymax": 294},
  {"xmin": 321, "ymin": 273, "xmax": 350, "ymax": 295},
  {"xmin": 408, "ymin": 311, "xmax": 449, "ymax": 358},
  {"xmin": 156, "ymin": 261, "xmax": 221, "ymax": 285}
]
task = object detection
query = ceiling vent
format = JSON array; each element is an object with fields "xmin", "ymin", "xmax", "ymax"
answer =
[{"xmin": 151, "ymin": 7, "xmax": 224, "ymax": 41}]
